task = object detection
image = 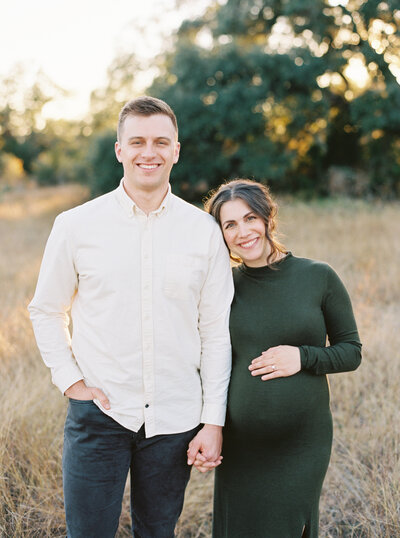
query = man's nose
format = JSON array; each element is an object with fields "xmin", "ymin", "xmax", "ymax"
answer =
[{"xmin": 141, "ymin": 143, "xmax": 156, "ymax": 158}]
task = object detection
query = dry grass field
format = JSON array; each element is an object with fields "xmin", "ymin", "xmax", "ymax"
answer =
[{"xmin": 0, "ymin": 185, "xmax": 399, "ymax": 537}]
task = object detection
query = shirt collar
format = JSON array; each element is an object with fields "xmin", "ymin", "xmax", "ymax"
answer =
[{"xmin": 115, "ymin": 178, "xmax": 171, "ymax": 217}]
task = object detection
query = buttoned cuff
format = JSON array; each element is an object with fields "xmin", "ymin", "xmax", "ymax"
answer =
[{"xmin": 200, "ymin": 403, "xmax": 226, "ymax": 427}]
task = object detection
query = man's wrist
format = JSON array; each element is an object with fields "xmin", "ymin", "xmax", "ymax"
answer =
[
  {"xmin": 64, "ymin": 379, "xmax": 86, "ymax": 397},
  {"xmin": 202, "ymin": 423, "xmax": 223, "ymax": 431}
]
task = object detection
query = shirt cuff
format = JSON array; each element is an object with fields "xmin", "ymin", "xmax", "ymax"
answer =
[
  {"xmin": 200, "ymin": 402, "xmax": 227, "ymax": 427},
  {"xmin": 52, "ymin": 364, "xmax": 84, "ymax": 395}
]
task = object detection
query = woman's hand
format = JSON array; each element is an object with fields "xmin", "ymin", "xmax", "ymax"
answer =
[
  {"xmin": 187, "ymin": 424, "xmax": 223, "ymax": 473},
  {"xmin": 249, "ymin": 345, "xmax": 301, "ymax": 380},
  {"xmin": 192, "ymin": 452, "xmax": 223, "ymax": 473}
]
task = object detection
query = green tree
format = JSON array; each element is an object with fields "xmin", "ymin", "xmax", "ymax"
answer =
[
  {"xmin": 0, "ymin": 68, "xmax": 64, "ymax": 174},
  {"xmin": 86, "ymin": 130, "xmax": 122, "ymax": 196},
  {"xmin": 32, "ymin": 119, "xmax": 91, "ymax": 186},
  {"xmin": 150, "ymin": 0, "xmax": 400, "ymax": 198}
]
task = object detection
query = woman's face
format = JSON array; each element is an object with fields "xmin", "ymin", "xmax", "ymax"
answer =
[{"xmin": 219, "ymin": 198, "xmax": 270, "ymax": 267}]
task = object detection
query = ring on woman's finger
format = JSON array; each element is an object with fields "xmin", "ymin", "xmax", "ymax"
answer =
[{"xmin": 270, "ymin": 364, "xmax": 277, "ymax": 371}]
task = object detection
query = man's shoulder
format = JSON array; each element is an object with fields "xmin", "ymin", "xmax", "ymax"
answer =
[
  {"xmin": 57, "ymin": 189, "xmax": 116, "ymax": 224},
  {"xmin": 170, "ymin": 194, "xmax": 217, "ymax": 226}
]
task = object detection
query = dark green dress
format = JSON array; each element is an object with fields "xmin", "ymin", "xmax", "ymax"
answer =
[{"xmin": 213, "ymin": 254, "xmax": 361, "ymax": 538}]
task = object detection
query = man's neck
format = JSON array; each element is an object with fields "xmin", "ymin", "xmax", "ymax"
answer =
[{"xmin": 122, "ymin": 180, "xmax": 169, "ymax": 215}]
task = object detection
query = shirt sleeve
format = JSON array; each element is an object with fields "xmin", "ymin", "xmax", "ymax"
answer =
[
  {"xmin": 28, "ymin": 212, "xmax": 84, "ymax": 393},
  {"xmin": 299, "ymin": 264, "xmax": 362, "ymax": 375},
  {"xmin": 198, "ymin": 224, "xmax": 234, "ymax": 426}
]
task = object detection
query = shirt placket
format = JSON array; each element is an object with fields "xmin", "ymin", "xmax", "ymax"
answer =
[{"xmin": 141, "ymin": 214, "xmax": 155, "ymax": 434}]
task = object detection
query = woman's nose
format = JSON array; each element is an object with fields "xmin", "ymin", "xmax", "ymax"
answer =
[{"xmin": 237, "ymin": 222, "xmax": 249, "ymax": 238}]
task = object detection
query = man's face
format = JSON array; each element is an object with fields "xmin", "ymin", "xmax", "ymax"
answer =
[{"xmin": 115, "ymin": 114, "xmax": 180, "ymax": 195}]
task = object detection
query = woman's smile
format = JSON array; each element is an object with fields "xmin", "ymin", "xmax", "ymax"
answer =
[{"xmin": 220, "ymin": 198, "xmax": 270, "ymax": 267}]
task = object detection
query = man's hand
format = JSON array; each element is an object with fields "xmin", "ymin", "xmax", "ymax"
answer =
[
  {"xmin": 249, "ymin": 345, "xmax": 301, "ymax": 381},
  {"xmin": 187, "ymin": 424, "xmax": 223, "ymax": 473},
  {"xmin": 64, "ymin": 380, "xmax": 110, "ymax": 410}
]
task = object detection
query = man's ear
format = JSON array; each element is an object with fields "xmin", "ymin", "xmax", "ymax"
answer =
[
  {"xmin": 115, "ymin": 141, "xmax": 122, "ymax": 163},
  {"xmin": 173, "ymin": 142, "xmax": 181, "ymax": 164}
]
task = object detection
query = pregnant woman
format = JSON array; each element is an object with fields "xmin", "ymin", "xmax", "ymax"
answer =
[{"xmin": 204, "ymin": 179, "xmax": 362, "ymax": 538}]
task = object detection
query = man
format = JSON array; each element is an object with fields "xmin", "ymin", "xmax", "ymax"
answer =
[{"xmin": 28, "ymin": 96, "xmax": 233, "ymax": 537}]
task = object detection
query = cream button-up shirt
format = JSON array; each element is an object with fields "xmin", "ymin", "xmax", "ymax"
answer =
[{"xmin": 28, "ymin": 181, "xmax": 233, "ymax": 437}]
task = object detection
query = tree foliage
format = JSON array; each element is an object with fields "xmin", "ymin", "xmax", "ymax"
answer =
[
  {"xmin": 86, "ymin": 130, "xmax": 122, "ymax": 196},
  {"xmin": 0, "ymin": 68, "xmax": 63, "ymax": 175},
  {"xmin": 1, "ymin": 1, "xmax": 399, "ymax": 199},
  {"xmin": 150, "ymin": 0, "xmax": 400, "ymax": 198}
]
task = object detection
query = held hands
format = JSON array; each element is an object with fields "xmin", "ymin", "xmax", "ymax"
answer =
[
  {"xmin": 249, "ymin": 345, "xmax": 301, "ymax": 381},
  {"xmin": 187, "ymin": 424, "xmax": 223, "ymax": 473},
  {"xmin": 64, "ymin": 380, "xmax": 111, "ymax": 410}
]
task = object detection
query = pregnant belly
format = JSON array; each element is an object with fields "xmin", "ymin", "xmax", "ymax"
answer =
[{"xmin": 226, "ymin": 365, "xmax": 331, "ymax": 441}]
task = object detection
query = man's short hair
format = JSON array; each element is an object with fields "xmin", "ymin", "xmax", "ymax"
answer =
[{"xmin": 117, "ymin": 96, "xmax": 178, "ymax": 141}]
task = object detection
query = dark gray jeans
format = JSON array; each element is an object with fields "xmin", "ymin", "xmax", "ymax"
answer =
[{"xmin": 63, "ymin": 399, "xmax": 199, "ymax": 538}]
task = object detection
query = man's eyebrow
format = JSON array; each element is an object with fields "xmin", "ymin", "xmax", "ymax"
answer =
[{"xmin": 127, "ymin": 136, "xmax": 172, "ymax": 142}]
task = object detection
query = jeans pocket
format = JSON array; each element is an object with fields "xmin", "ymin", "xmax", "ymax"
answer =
[{"xmin": 66, "ymin": 399, "xmax": 103, "ymax": 432}]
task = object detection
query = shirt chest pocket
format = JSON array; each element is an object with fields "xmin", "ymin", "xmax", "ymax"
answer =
[{"xmin": 163, "ymin": 254, "xmax": 204, "ymax": 300}]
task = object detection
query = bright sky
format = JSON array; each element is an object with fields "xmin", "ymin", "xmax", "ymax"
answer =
[
  {"xmin": 0, "ymin": 0, "xmax": 208, "ymax": 119},
  {"xmin": 2, "ymin": 0, "xmax": 387, "ymax": 121}
]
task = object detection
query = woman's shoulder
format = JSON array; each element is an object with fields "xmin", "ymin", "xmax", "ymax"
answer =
[
  {"xmin": 289, "ymin": 255, "xmax": 343, "ymax": 288},
  {"xmin": 231, "ymin": 254, "xmax": 338, "ymax": 283},
  {"xmin": 290, "ymin": 254, "xmax": 332, "ymax": 272}
]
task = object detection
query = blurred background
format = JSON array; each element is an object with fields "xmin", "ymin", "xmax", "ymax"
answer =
[
  {"xmin": 1, "ymin": 0, "xmax": 399, "ymax": 202},
  {"xmin": 1, "ymin": 1, "xmax": 400, "ymax": 536}
]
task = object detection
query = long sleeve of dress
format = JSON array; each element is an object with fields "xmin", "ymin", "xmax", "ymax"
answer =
[{"xmin": 299, "ymin": 264, "xmax": 362, "ymax": 375}]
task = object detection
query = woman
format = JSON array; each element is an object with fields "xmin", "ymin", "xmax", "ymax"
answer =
[{"xmin": 204, "ymin": 179, "xmax": 362, "ymax": 538}]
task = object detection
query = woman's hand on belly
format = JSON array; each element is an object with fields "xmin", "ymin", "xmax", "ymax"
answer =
[{"xmin": 249, "ymin": 345, "xmax": 301, "ymax": 381}]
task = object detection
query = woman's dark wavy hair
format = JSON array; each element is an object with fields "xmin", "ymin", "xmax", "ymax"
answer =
[{"xmin": 204, "ymin": 179, "xmax": 286, "ymax": 265}]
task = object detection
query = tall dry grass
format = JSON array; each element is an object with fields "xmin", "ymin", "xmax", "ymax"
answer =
[{"xmin": 0, "ymin": 186, "xmax": 399, "ymax": 537}]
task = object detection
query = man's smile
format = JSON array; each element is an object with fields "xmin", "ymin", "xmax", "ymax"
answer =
[{"xmin": 137, "ymin": 163, "xmax": 161, "ymax": 170}]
